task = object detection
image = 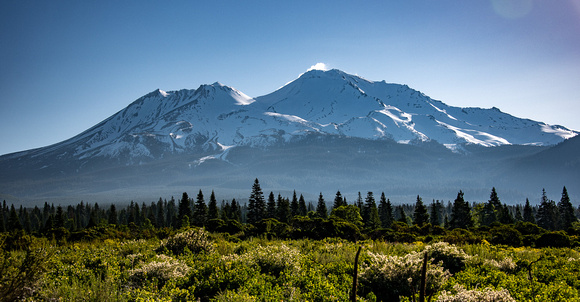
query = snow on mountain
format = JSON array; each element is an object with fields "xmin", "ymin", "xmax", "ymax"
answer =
[
  {"xmin": 12, "ymin": 68, "xmax": 577, "ymax": 164},
  {"xmin": 256, "ymin": 69, "xmax": 576, "ymax": 149}
]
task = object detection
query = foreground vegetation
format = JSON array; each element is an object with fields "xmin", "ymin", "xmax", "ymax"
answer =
[
  {"xmin": 1, "ymin": 180, "xmax": 579, "ymax": 301},
  {"xmin": 2, "ymin": 228, "xmax": 580, "ymax": 302}
]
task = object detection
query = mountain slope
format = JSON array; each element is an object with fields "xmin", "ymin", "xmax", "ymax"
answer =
[{"xmin": 0, "ymin": 68, "xmax": 577, "ymax": 204}]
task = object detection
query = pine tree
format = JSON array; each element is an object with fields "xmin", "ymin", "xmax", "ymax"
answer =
[
  {"xmin": 23, "ymin": 211, "xmax": 32, "ymax": 233},
  {"xmin": 247, "ymin": 178, "xmax": 266, "ymax": 224},
  {"xmin": 230, "ymin": 198, "xmax": 241, "ymax": 222},
  {"xmin": 523, "ymin": 198, "xmax": 535, "ymax": 223},
  {"xmin": 413, "ymin": 195, "xmax": 429, "ymax": 226},
  {"xmin": 0, "ymin": 207, "xmax": 5, "ymax": 232},
  {"xmin": 178, "ymin": 192, "xmax": 191, "ymax": 224},
  {"xmin": 363, "ymin": 192, "xmax": 381, "ymax": 230},
  {"xmin": 333, "ymin": 191, "xmax": 345, "ymax": 209},
  {"xmin": 481, "ymin": 200, "xmax": 497, "ymax": 227},
  {"xmin": 290, "ymin": 191, "xmax": 299, "ymax": 217},
  {"xmin": 536, "ymin": 189, "xmax": 559, "ymax": 230},
  {"xmin": 298, "ymin": 194, "xmax": 307, "ymax": 216},
  {"xmin": 497, "ymin": 204, "xmax": 514, "ymax": 224},
  {"xmin": 429, "ymin": 200, "xmax": 442, "ymax": 226},
  {"xmin": 378, "ymin": 192, "xmax": 394, "ymax": 228},
  {"xmin": 8, "ymin": 204, "xmax": 23, "ymax": 231},
  {"xmin": 277, "ymin": 195, "xmax": 291, "ymax": 223},
  {"xmin": 558, "ymin": 186, "xmax": 576, "ymax": 230},
  {"xmin": 266, "ymin": 192, "xmax": 277, "ymax": 219},
  {"xmin": 193, "ymin": 189, "xmax": 208, "ymax": 226},
  {"xmin": 514, "ymin": 205, "xmax": 523, "ymax": 221},
  {"xmin": 108, "ymin": 204, "xmax": 118, "ymax": 225},
  {"xmin": 356, "ymin": 192, "xmax": 363, "ymax": 212},
  {"xmin": 316, "ymin": 192, "xmax": 328, "ymax": 219},
  {"xmin": 167, "ymin": 197, "xmax": 177, "ymax": 228},
  {"xmin": 157, "ymin": 198, "xmax": 166, "ymax": 228},
  {"xmin": 489, "ymin": 187, "xmax": 501, "ymax": 208},
  {"xmin": 207, "ymin": 191, "xmax": 219, "ymax": 221},
  {"xmin": 450, "ymin": 191, "xmax": 472, "ymax": 229},
  {"xmin": 54, "ymin": 205, "xmax": 66, "ymax": 229},
  {"xmin": 396, "ymin": 206, "xmax": 408, "ymax": 225}
]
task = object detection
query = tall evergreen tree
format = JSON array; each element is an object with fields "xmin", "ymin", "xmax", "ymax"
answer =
[
  {"xmin": 333, "ymin": 191, "xmax": 345, "ymax": 209},
  {"xmin": 54, "ymin": 205, "xmax": 66, "ymax": 229},
  {"xmin": 356, "ymin": 192, "xmax": 364, "ymax": 212},
  {"xmin": 378, "ymin": 192, "xmax": 394, "ymax": 228},
  {"xmin": 207, "ymin": 191, "xmax": 219, "ymax": 221},
  {"xmin": 363, "ymin": 192, "xmax": 381, "ymax": 229},
  {"xmin": 277, "ymin": 194, "xmax": 291, "ymax": 223},
  {"xmin": 167, "ymin": 197, "xmax": 177, "ymax": 228},
  {"xmin": 396, "ymin": 206, "xmax": 408, "ymax": 225},
  {"xmin": 429, "ymin": 200, "xmax": 442, "ymax": 226},
  {"xmin": 266, "ymin": 192, "xmax": 277, "ymax": 219},
  {"xmin": 247, "ymin": 178, "xmax": 266, "ymax": 224},
  {"xmin": 497, "ymin": 204, "xmax": 514, "ymax": 224},
  {"xmin": 558, "ymin": 186, "xmax": 576, "ymax": 230},
  {"xmin": 23, "ymin": 211, "xmax": 32, "ymax": 233},
  {"xmin": 450, "ymin": 191, "xmax": 472, "ymax": 229},
  {"xmin": 481, "ymin": 200, "xmax": 497, "ymax": 226},
  {"xmin": 193, "ymin": 189, "xmax": 208, "ymax": 226},
  {"xmin": 316, "ymin": 192, "xmax": 328, "ymax": 219},
  {"xmin": 298, "ymin": 194, "xmax": 307, "ymax": 216},
  {"xmin": 8, "ymin": 204, "xmax": 23, "ymax": 231},
  {"xmin": 489, "ymin": 187, "xmax": 501, "ymax": 208},
  {"xmin": 0, "ymin": 207, "xmax": 5, "ymax": 232},
  {"xmin": 523, "ymin": 198, "xmax": 535, "ymax": 223},
  {"xmin": 157, "ymin": 198, "xmax": 166, "ymax": 228},
  {"xmin": 413, "ymin": 195, "xmax": 429, "ymax": 226},
  {"xmin": 108, "ymin": 204, "xmax": 118, "ymax": 225},
  {"xmin": 290, "ymin": 191, "xmax": 299, "ymax": 217},
  {"xmin": 536, "ymin": 189, "xmax": 559, "ymax": 230},
  {"xmin": 230, "ymin": 198, "xmax": 242, "ymax": 222},
  {"xmin": 514, "ymin": 205, "xmax": 523, "ymax": 221},
  {"xmin": 178, "ymin": 192, "xmax": 191, "ymax": 224}
]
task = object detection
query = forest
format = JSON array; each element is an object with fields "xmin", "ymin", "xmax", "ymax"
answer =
[{"xmin": 1, "ymin": 179, "xmax": 580, "ymax": 301}]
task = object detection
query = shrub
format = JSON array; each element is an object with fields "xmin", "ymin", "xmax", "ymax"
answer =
[
  {"xmin": 244, "ymin": 244, "xmax": 302, "ymax": 277},
  {"xmin": 436, "ymin": 284, "xmax": 516, "ymax": 302},
  {"xmin": 129, "ymin": 254, "xmax": 190, "ymax": 288},
  {"xmin": 443, "ymin": 229, "xmax": 480, "ymax": 245},
  {"xmin": 424, "ymin": 242, "xmax": 471, "ymax": 274},
  {"xmin": 158, "ymin": 228, "xmax": 214, "ymax": 255},
  {"xmin": 0, "ymin": 236, "xmax": 51, "ymax": 302},
  {"xmin": 360, "ymin": 250, "xmax": 451, "ymax": 302},
  {"xmin": 490, "ymin": 225, "xmax": 523, "ymax": 247},
  {"xmin": 535, "ymin": 231, "xmax": 571, "ymax": 248}
]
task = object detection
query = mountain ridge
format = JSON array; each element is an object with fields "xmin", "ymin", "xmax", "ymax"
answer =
[{"xmin": 0, "ymin": 68, "xmax": 578, "ymax": 204}]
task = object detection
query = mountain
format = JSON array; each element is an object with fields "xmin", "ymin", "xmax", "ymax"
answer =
[{"xmin": 0, "ymin": 69, "xmax": 578, "ymax": 205}]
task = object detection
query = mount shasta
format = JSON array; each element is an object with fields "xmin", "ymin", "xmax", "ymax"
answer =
[{"xmin": 1, "ymin": 69, "xmax": 578, "ymax": 205}]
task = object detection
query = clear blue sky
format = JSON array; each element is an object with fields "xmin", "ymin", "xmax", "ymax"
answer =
[{"xmin": 1, "ymin": 0, "xmax": 579, "ymax": 155}]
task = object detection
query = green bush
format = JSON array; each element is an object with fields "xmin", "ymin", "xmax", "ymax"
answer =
[
  {"xmin": 490, "ymin": 225, "xmax": 523, "ymax": 247},
  {"xmin": 535, "ymin": 231, "xmax": 571, "ymax": 248},
  {"xmin": 158, "ymin": 228, "xmax": 214, "ymax": 255}
]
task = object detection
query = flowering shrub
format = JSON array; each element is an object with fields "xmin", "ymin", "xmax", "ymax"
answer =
[
  {"xmin": 241, "ymin": 244, "xmax": 302, "ymax": 277},
  {"xmin": 129, "ymin": 254, "xmax": 190, "ymax": 287},
  {"xmin": 483, "ymin": 257, "xmax": 516, "ymax": 272},
  {"xmin": 158, "ymin": 228, "xmax": 214, "ymax": 255},
  {"xmin": 360, "ymin": 250, "xmax": 451, "ymax": 301},
  {"xmin": 424, "ymin": 242, "xmax": 471, "ymax": 274},
  {"xmin": 436, "ymin": 284, "xmax": 516, "ymax": 302}
]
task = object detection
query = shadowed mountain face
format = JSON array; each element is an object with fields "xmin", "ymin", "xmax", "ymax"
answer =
[{"xmin": 0, "ymin": 69, "xmax": 577, "ymax": 205}]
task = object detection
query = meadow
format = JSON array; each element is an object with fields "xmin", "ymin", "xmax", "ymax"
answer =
[{"xmin": 2, "ymin": 226, "xmax": 580, "ymax": 302}]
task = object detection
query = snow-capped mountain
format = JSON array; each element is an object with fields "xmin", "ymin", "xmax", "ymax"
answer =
[
  {"xmin": 1, "ymin": 68, "xmax": 578, "ymax": 204},
  {"xmin": 12, "ymin": 69, "xmax": 576, "ymax": 161}
]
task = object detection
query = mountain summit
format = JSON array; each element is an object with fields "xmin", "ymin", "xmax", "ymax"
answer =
[{"xmin": 1, "ymin": 68, "xmax": 578, "ymax": 204}]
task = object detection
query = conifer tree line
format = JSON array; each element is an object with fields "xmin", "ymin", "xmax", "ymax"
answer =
[{"xmin": 1, "ymin": 179, "xmax": 578, "ymax": 237}]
